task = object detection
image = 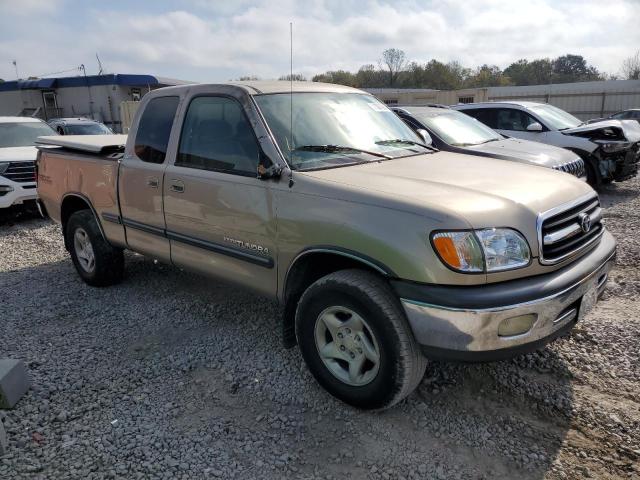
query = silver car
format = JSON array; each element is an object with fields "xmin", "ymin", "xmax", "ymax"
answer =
[{"xmin": 453, "ymin": 101, "xmax": 640, "ymax": 187}]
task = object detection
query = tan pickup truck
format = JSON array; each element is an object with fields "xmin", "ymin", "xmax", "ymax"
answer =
[{"xmin": 36, "ymin": 82, "xmax": 616, "ymax": 409}]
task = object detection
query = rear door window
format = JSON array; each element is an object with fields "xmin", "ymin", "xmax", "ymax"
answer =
[
  {"xmin": 462, "ymin": 108, "xmax": 497, "ymax": 129},
  {"xmin": 134, "ymin": 96, "xmax": 180, "ymax": 164},
  {"xmin": 494, "ymin": 108, "xmax": 538, "ymax": 131}
]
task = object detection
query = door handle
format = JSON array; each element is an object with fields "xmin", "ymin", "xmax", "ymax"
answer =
[
  {"xmin": 146, "ymin": 177, "xmax": 159, "ymax": 188},
  {"xmin": 170, "ymin": 180, "xmax": 185, "ymax": 193}
]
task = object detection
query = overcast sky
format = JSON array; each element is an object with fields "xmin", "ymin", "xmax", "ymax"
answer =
[{"xmin": 1, "ymin": 0, "xmax": 638, "ymax": 83}]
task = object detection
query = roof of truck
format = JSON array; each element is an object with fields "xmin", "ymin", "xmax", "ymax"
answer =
[{"xmin": 157, "ymin": 81, "xmax": 363, "ymax": 95}]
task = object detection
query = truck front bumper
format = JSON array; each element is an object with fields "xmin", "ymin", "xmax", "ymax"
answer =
[
  {"xmin": 393, "ymin": 230, "xmax": 616, "ymax": 362},
  {"xmin": 0, "ymin": 179, "xmax": 37, "ymax": 209}
]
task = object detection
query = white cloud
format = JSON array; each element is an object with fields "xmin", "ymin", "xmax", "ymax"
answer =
[{"xmin": 0, "ymin": 0, "xmax": 638, "ymax": 82}]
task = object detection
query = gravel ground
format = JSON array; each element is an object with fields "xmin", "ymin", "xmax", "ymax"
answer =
[{"xmin": 1, "ymin": 178, "xmax": 639, "ymax": 480}]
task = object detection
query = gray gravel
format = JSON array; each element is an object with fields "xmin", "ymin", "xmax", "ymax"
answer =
[{"xmin": 1, "ymin": 177, "xmax": 640, "ymax": 480}]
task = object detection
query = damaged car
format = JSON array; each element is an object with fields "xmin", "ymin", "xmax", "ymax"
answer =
[{"xmin": 453, "ymin": 101, "xmax": 640, "ymax": 187}]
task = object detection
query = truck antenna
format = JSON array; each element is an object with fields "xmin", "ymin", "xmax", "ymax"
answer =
[{"xmin": 288, "ymin": 22, "xmax": 294, "ymax": 188}]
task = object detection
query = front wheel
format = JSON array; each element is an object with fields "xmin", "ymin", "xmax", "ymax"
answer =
[
  {"xmin": 295, "ymin": 269, "xmax": 426, "ymax": 410},
  {"xmin": 66, "ymin": 210, "xmax": 124, "ymax": 287}
]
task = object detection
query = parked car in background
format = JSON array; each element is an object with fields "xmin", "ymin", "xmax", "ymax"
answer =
[
  {"xmin": 392, "ymin": 105, "xmax": 586, "ymax": 180},
  {"xmin": 0, "ymin": 117, "xmax": 56, "ymax": 209},
  {"xmin": 588, "ymin": 108, "xmax": 640, "ymax": 125},
  {"xmin": 453, "ymin": 102, "xmax": 640, "ymax": 187},
  {"xmin": 37, "ymin": 82, "xmax": 615, "ymax": 410},
  {"xmin": 48, "ymin": 117, "xmax": 113, "ymax": 135}
]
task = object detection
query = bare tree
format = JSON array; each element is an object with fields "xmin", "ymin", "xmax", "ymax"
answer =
[
  {"xmin": 379, "ymin": 48, "xmax": 407, "ymax": 87},
  {"xmin": 621, "ymin": 50, "xmax": 640, "ymax": 80}
]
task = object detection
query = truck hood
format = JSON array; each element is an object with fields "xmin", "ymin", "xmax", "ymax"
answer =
[
  {"xmin": 0, "ymin": 146, "xmax": 38, "ymax": 162},
  {"xmin": 562, "ymin": 119, "xmax": 640, "ymax": 143},
  {"xmin": 464, "ymin": 137, "xmax": 578, "ymax": 167},
  {"xmin": 302, "ymin": 151, "xmax": 594, "ymax": 237}
]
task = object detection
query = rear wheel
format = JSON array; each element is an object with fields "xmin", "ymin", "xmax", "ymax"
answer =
[
  {"xmin": 66, "ymin": 210, "xmax": 124, "ymax": 287},
  {"xmin": 296, "ymin": 269, "xmax": 426, "ymax": 410}
]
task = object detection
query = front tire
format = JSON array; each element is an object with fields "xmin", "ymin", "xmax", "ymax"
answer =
[
  {"xmin": 66, "ymin": 210, "xmax": 124, "ymax": 287},
  {"xmin": 295, "ymin": 269, "xmax": 426, "ymax": 410}
]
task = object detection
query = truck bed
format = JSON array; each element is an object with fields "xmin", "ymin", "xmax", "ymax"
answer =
[{"xmin": 36, "ymin": 143, "xmax": 127, "ymax": 248}]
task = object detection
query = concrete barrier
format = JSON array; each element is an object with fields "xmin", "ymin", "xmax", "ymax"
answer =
[{"xmin": 0, "ymin": 359, "xmax": 30, "ymax": 409}]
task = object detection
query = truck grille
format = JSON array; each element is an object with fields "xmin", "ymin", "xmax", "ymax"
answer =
[
  {"xmin": 0, "ymin": 161, "xmax": 36, "ymax": 183},
  {"xmin": 539, "ymin": 195, "xmax": 603, "ymax": 264},
  {"xmin": 552, "ymin": 158, "xmax": 585, "ymax": 178}
]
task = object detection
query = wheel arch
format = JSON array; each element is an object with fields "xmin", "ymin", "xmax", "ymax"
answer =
[
  {"xmin": 60, "ymin": 193, "xmax": 108, "ymax": 250},
  {"xmin": 281, "ymin": 247, "xmax": 395, "ymax": 348},
  {"xmin": 565, "ymin": 147, "xmax": 602, "ymax": 186}
]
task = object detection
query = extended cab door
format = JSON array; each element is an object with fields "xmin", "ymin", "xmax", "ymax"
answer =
[
  {"xmin": 118, "ymin": 95, "xmax": 180, "ymax": 260},
  {"xmin": 162, "ymin": 94, "xmax": 277, "ymax": 296}
]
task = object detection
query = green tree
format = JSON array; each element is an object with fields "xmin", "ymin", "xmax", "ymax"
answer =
[
  {"xmin": 552, "ymin": 54, "xmax": 601, "ymax": 83},
  {"xmin": 464, "ymin": 65, "xmax": 512, "ymax": 88},
  {"xmin": 355, "ymin": 64, "xmax": 385, "ymax": 88},
  {"xmin": 312, "ymin": 70, "xmax": 358, "ymax": 86},
  {"xmin": 279, "ymin": 74, "xmax": 307, "ymax": 81}
]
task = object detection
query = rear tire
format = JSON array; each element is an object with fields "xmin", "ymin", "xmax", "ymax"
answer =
[
  {"xmin": 295, "ymin": 269, "xmax": 426, "ymax": 410},
  {"xmin": 66, "ymin": 210, "xmax": 124, "ymax": 287}
]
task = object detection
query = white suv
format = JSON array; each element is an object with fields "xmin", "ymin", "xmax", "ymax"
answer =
[
  {"xmin": 0, "ymin": 117, "xmax": 56, "ymax": 209},
  {"xmin": 453, "ymin": 102, "xmax": 640, "ymax": 188}
]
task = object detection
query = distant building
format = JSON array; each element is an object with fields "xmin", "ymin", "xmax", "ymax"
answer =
[
  {"xmin": 365, "ymin": 79, "xmax": 640, "ymax": 120},
  {"xmin": 0, "ymin": 74, "xmax": 189, "ymax": 132}
]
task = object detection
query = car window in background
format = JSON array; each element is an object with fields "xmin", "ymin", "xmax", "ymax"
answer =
[
  {"xmin": 527, "ymin": 104, "xmax": 582, "ymax": 130},
  {"xmin": 65, "ymin": 123, "xmax": 113, "ymax": 135},
  {"xmin": 134, "ymin": 96, "xmax": 179, "ymax": 164},
  {"xmin": 0, "ymin": 122, "xmax": 56, "ymax": 148},
  {"xmin": 610, "ymin": 112, "xmax": 627, "ymax": 120},
  {"xmin": 409, "ymin": 109, "xmax": 501, "ymax": 146},
  {"xmin": 177, "ymin": 96, "xmax": 260, "ymax": 175},
  {"xmin": 495, "ymin": 109, "xmax": 538, "ymax": 131},
  {"xmin": 255, "ymin": 92, "xmax": 427, "ymax": 170},
  {"xmin": 462, "ymin": 108, "xmax": 498, "ymax": 129}
]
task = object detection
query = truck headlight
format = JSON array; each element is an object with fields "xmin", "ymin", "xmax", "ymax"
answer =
[
  {"xmin": 595, "ymin": 140, "xmax": 630, "ymax": 153},
  {"xmin": 432, "ymin": 228, "xmax": 530, "ymax": 273}
]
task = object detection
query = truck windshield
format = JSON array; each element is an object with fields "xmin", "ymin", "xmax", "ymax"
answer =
[
  {"xmin": 409, "ymin": 109, "xmax": 502, "ymax": 146},
  {"xmin": 65, "ymin": 123, "xmax": 113, "ymax": 135},
  {"xmin": 528, "ymin": 104, "xmax": 583, "ymax": 131},
  {"xmin": 0, "ymin": 122, "xmax": 56, "ymax": 148},
  {"xmin": 254, "ymin": 92, "xmax": 430, "ymax": 170}
]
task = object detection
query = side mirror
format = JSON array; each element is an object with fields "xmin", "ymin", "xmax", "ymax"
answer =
[
  {"xmin": 526, "ymin": 122, "xmax": 543, "ymax": 132},
  {"xmin": 416, "ymin": 129, "xmax": 433, "ymax": 146}
]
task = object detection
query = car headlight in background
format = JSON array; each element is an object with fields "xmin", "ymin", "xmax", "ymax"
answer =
[
  {"xmin": 0, "ymin": 162, "xmax": 9, "ymax": 175},
  {"xmin": 432, "ymin": 228, "xmax": 530, "ymax": 273},
  {"xmin": 595, "ymin": 140, "xmax": 631, "ymax": 153}
]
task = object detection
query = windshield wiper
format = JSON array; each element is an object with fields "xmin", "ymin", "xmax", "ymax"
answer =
[
  {"xmin": 375, "ymin": 138, "xmax": 438, "ymax": 152},
  {"xmin": 294, "ymin": 144, "xmax": 392, "ymax": 159}
]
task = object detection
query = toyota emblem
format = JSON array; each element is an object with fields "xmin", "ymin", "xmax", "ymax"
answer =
[{"xmin": 579, "ymin": 212, "xmax": 591, "ymax": 233}]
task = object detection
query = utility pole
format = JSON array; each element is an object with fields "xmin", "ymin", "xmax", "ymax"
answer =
[
  {"xmin": 12, "ymin": 60, "xmax": 19, "ymax": 80},
  {"xmin": 80, "ymin": 64, "xmax": 94, "ymax": 117}
]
